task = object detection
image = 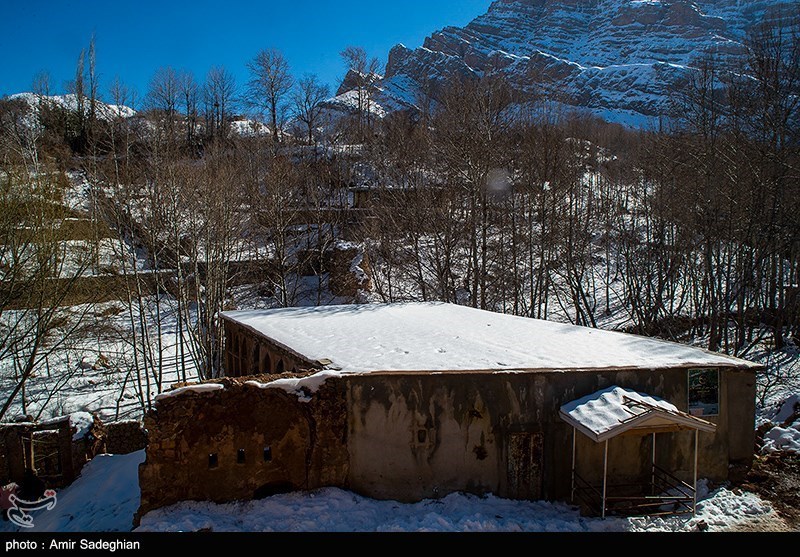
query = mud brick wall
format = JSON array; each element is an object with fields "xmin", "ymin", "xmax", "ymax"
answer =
[
  {"xmin": 136, "ymin": 379, "xmax": 349, "ymax": 521},
  {"xmin": 104, "ymin": 421, "xmax": 147, "ymax": 455}
]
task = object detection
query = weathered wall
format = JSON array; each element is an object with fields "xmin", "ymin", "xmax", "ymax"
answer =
[
  {"xmin": 136, "ymin": 379, "xmax": 348, "ymax": 521},
  {"xmin": 345, "ymin": 367, "xmax": 756, "ymax": 503},
  {"xmin": 725, "ymin": 370, "xmax": 757, "ymax": 481},
  {"xmin": 136, "ymin": 366, "xmax": 756, "ymax": 518}
]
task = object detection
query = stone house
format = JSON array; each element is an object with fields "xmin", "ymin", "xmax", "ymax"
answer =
[{"xmin": 138, "ymin": 302, "xmax": 759, "ymax": 519}]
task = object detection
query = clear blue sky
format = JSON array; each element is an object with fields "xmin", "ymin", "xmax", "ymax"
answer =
[{"xmin": 0, "ymin": 0, "xmax": 492, "ymax": 106}]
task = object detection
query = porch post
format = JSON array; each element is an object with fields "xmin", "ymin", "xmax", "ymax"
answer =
[
  {"xmin": 601, "ymin": 439, "xmax": 609, "ymax": 519},
  {"xmin": 693, "ymin": 429, "xmax": 699, "ymax": 516},
  {"xmin": 571, "ymin": 427, "xmax": 576, "ymax": 503},
  {"xmin": 651, "ymin": 432, "xmax": 656, "ymax": 495}
]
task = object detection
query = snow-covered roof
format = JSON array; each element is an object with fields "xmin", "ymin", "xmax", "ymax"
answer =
[
  {"xmin": 560, "ymin": 386, "xmax": 717, "ymax": 443},
  {"xmin": 221, "ymin": 303, "xmax": 759, "ymax": 375}
]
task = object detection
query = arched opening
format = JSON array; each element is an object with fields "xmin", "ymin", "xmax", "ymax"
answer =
[
  {"xmin": 262, "ymin": 352, "xmax": 272, "ymax": 374},
  {"xmin": 275, "ymin": 359, "xmax": 285, "ymax": 374},
  {"xmin": 251, "ymin": 345, "xmax": 259, "ymax": 376}
]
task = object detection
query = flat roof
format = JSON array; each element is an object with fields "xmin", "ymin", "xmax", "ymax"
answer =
[{"xmin": 221, "ymin": 302, "xmax": 759, "ymax": 375}]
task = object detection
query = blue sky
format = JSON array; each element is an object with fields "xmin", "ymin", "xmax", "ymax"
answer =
[{"xmin": 0, "ymin": 0, "xmax": 492, "ymax": 105}]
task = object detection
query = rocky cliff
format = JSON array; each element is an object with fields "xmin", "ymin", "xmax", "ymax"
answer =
[{"xmin": 331, "ymin": 0, "xmax": 796, "ymax": 126}]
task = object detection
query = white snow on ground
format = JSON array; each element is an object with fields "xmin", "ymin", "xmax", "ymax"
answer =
[
  {"xmin": 761, "ymin": 394, "xmax": 800, "ymax": 454},
  {"xmin": 0, "ymin": 451, "xmax": 144, "ymax": 533},
  {"xmin": 222, "ymin": 303, "xmax": 758, "ymax": 374},
  {"xmin": 137, "ymin": 482, "xmax": 778, "ymax": 533},
  {"xmin": 0, "ymin": 448, "xmax": 778, "ymax": 533}
]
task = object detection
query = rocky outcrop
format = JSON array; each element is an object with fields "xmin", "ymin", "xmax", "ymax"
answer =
[{"xmin": 333, "ymin": 0, "xmax": 796, "ymax": 126}]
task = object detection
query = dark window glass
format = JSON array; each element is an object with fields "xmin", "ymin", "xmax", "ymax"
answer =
[{"xmin": 689, "ymin": 369, "xmax": 720, "ymax": 416}]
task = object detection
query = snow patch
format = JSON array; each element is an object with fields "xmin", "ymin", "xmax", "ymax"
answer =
[
  {"xmin": 760, "ymin": 393, "xmax": 800, "ymax": 454},
  {"xmin": 154, "ymin": 383, "xmax": 224, "ymax": 402},
  {"xmin": 246, "ymin": 371, "xmax": 341, "ymax": 403},
  {"xmin": 69, "ymin": 412, "xmax": 95, "ymax": 441}
]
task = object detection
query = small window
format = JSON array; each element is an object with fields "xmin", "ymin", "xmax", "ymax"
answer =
[
  {"xmin": 237, "ymin": 449, "xmax": 246, "ymax": 464},
  {"xmin": 417, "ymin": 429, "xmax": 427, "ymax": 444},
  {"xmin": 263, "ymin": 446, "xmax": 272, "ymax": 462},
  {"xmin": 208, "ymin": 453, "xmax": 218, "ymax": 469},
  {"xmin": 689, "ymin": 369, "xmax": 720, "ymax": 417}
]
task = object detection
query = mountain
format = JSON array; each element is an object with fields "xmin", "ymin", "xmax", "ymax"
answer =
[{"xmin": 329, "ymin": 0, "xmax": 797, "ymax": 127}]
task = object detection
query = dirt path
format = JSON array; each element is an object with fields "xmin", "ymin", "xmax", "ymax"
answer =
[{"xmin": 736, "ymin": 453, "xmax": 800, "ymax": 531}]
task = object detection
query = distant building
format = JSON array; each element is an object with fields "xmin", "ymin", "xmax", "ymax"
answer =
[{"xmin": 137, "ymin": 303, "xmax": 759, "ymax": 519}]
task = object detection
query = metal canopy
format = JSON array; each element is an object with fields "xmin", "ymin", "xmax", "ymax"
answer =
[
  {"xmin": 559, "ymin": 386, "xmax": 716, "ymax": 443},
  {"xmin": 561, "ymin": 386, "xmax": 717, "ymax": 518}
]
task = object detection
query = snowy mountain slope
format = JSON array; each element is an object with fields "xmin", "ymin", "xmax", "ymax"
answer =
[
  {"xmin": 8, "ymin": 92, "xmax": 136, "ymax": 121},
  {"xmin": 333, "ymin": 0, "xmax": 797, "ymax": 125}
]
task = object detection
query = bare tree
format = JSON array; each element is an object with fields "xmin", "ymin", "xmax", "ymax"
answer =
[
  {"xmin": 203, "ymin": 66, "xmax": 236, "ymax": 141},
  {"xmin": 0, "ymin": 164, "xmax": 96, "ymax": 421},
  {"xmin": 178, "ymin": 70, "xmax": 199, "ymax": 146},
  {"xmin": 292, "ymin": 74, "xmax": 329, "ymax": 145},
  {"xmin": 340, "ymin": 46, "xmax": 381, "ymax": 140},
  {"xmin": 148, "ymin": 66, "xmax": 180, "ymax": 140},
  {"xmin": 247, "ymin": 49, "xmax": 294, "ymax": 145}
]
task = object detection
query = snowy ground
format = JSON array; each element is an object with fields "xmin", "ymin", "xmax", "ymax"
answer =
[
  {"xmin": 0, "ymin": 450, "xmax": 786, "ymax": 533},
  {"xmin": 137, "ymin": 484, "xmax": 783, "ymax": 533},
  {"xmin": 0, "ymin": 451, "xmax": 145, "ymax": 533},
  {"xmin": 760, "ymin": 395, "xmax": 800, "ymax": 454}
]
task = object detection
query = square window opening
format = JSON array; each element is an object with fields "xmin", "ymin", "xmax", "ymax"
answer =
[
  {"xmin": 208, "ymin": 453, "xmax": 218, "ymax": 469},
  {"xmin": 263, "ymin": 446, "xmax": 272, "ymax": 462},
  {"xmin": 237, "ymin": 448, "xmax": 246, "ymax": 464},
  {"xmin": 688, "ymin": 369, "xmax": 720, "ymax": 417}
]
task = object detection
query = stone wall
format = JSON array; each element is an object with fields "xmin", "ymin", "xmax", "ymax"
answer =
[
  {"xmin": 103, "ymin": 421, "xmax": 147, "ymax": 455},
  {"xmin": 136, "ymin": 378, "xmax": 349, "ymax": 523}
]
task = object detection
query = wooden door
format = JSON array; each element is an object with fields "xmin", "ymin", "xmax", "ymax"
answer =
[{"xmin": 507, "ymin": 432, "xmax": 544, "ymax": 500}]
